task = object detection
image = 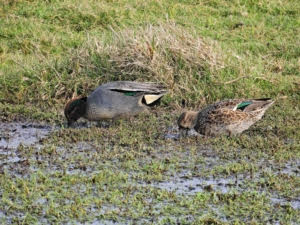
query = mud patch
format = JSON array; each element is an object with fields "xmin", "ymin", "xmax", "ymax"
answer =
[
  {"xmin": 72, "ymin": 220, "xmax": 125, "ymax": 225},
  {"xmin": 152, "ymin": 172, "xmax": 237, "ymax": 194},
  {"xmin": 0, "ymin": 122, "xmax": 52, "ymax": 175},
  {"xmin": 0, "ymin": 122, "xmax": 52, "ymax": 149},
  {"xmin": 270, "ymin": 197, "xmax": 300, "ymax": 210},
  {"xmin": 279, "ymin": 160, "xmax": 300, "ymax": 176},
  {"xmin": 164, "ymin": 126, "xmax": 200, "ymax": 140}
]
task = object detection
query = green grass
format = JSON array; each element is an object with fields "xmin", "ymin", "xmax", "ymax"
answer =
[{"xmin": 0, "ymin": 0, "xmax": 300, "ymax": 224}]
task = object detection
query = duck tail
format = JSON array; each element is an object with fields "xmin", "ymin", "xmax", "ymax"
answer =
[
  {"xmin": 243, "ymin": 98, "xmax": 275, "ymax": 112},
  {"xmin": 143, "ymin": 93, "xmax": 165, "ymax": 106}
]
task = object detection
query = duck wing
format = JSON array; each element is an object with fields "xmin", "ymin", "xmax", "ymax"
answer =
[
  {"xmin": 207, "ymin": 108, "xmax": 250, "ymax": 125},
  {"xmin": 241, "ymin": 98, "xmax": 274, "ymax": 112},
  {"xmin": 233, "ymin": 98, "xmax": 274, "ymax": 112},
  {"xmin": 201, "ymin": 98, "xmax": 274, "ymax": 124},
  {"xmin": 100, "ymin": 81, "xmax": 167, "ymax": 94},
  {"xmin": 98, "ymin": 81, "xmax": 167, "ymax": 105},
  {"xmin": 201, "ymin": 99, "xmax": 246, "ymax": 113}
]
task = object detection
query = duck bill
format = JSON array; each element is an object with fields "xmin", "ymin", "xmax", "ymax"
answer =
[
  {"xmin": 179, "ymin": 128, "xmax": 189, "ymax": 138},
  {"xmin": 67, "ymin": 120, "xmax": 74, "ymax": 127}
]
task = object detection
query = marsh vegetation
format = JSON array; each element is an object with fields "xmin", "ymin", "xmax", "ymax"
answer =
[{"xmin": 0, "ymin": 0, "xmax": 299, "ymax": 224}]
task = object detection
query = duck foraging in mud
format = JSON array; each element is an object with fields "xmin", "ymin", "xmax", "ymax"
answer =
[
  {"xmin": 65, "ymin": 81, "xmax": 167, "ymax": 127},
  {"xmin": 178, "ymin": 98, "xmax": 275, "ymax": 136}
]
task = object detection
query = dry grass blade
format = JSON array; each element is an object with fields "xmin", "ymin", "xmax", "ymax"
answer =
[{"xmin": 84, "ymin": 23, "xmax": 224, "ymax": 102}]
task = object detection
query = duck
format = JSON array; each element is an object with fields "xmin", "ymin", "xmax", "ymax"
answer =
[
  {"xmin": 177, "ymin": 98, "xmax": 275, "ymax": 136},
  {"xmin": 64, "ymin": 81, "xmax": 167, "ymax": 126}
]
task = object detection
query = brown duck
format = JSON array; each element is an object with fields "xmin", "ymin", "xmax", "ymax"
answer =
[{"xmin": 178, "ymin": 98, "xmax": 275, "ymax": 136}]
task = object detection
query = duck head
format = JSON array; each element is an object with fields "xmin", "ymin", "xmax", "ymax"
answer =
[
  {"xmin": 177, "ymin": 111, "xmax": 198, "ymax": 137},
  {"xmin": 64, "ymin": 97, "xmax": 87, "ymax": 127}
]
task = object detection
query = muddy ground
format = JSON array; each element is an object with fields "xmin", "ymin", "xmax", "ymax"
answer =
[{"xmin": 0, "ymin": 113, "xmax": 299, "ymax": 224}]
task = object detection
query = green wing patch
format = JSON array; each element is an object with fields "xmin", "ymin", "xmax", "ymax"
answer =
[
  {"xmin": 123, "ymin": 91, "xmax": 137, "ymax": 96},
  {"xmin": 237, "ymin": 101, "xmax": 252, "ymax": 110}
]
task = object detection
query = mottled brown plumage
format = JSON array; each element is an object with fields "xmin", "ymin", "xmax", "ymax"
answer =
[{"xmin": 178, "ymin": 98, "xmax": 274, "ymax": 136}]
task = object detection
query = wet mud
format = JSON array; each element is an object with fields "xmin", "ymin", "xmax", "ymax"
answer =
[
  {"xmin": 0, "ymin": 121, "xmax": 299, "ymax": 224},
  {"xmin": 0, "ymin": 122, "xmax": 52, "ymax": 149},
  {"xmin": 0, "ymin": 122, "xmax": 52, "ymax": 174}
]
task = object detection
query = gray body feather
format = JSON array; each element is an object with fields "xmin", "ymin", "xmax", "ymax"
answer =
[{"xmin": 84, "ymin": 81, "xmax": 167, "ymax": 120}]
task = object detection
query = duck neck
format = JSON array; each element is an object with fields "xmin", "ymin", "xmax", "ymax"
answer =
[{"xmin": 188, "ymin": 111, "xmax": 198, "ymax": 127}]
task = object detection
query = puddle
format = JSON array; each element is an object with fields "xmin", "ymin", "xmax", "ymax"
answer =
[
  {"xmin": 0, "ymin": 122, "xmax": 52, "ymax": 149},
  {"xmin": 65, "ymin": 205, "xmax": 128, "ymax": 225},
  {"xmin": 75, "ymin": 221, "xmax": 126, "ymax": 225},
  {"xmin": 164, "ymin": 126, "xmax": 200, "ymax": 140},
  {"xmin": 279, "ymin": 160, "xmax": 300, "ymax": 176},
  {"xmin": 0, "ymin": 122, "xmax": 52, "ymax": 174},
  {"xmin": 0, "ymin": 211, "xmax": 26, "ymax": 224},
  {"xmin": 151, "ymin": 172, "xmax": 237, "ymax": 195},
  {"xmin": 270, "ymin": 197, "xmax": 300, "ymax": 210}
]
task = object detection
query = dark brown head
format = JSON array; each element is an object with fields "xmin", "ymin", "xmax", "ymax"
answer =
[
  {"xmin": 64, "ymin": 97, "xmax": 87, "ymax": 127},
  {"xmin": 177, "ymin": 111, "xmax": 198, "ymax": 136}
]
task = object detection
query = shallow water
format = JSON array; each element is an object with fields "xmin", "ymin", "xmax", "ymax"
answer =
[
  {"xmin": 164, "ymin": 126, "xmax": 200, "ymax": 140},
  {"xmin": 151, "ymin": 170, "xmax": 238, "ymax": 194},
  {"xmin": 0, "ymin": 121, "xmax": 299, "ymax": 224},
  {"xmin": 279, "ymin": 160, "xmax": 300, "ymax": 176},
  {"xmin": 0, "ymin": 122, "xmax": 52, "ymax": 149},
  {"xmin": 0, "ymin": 122, "xmax": 53, "ymax": 171},
  {"xmin": 270, "ymin": 197, "xmax": 300, "ymax": 210}
]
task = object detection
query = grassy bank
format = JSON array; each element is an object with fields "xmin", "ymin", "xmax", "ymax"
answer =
[{"xmin": 0, "ymin": 0, "xmax": 299, "ymax": 224}]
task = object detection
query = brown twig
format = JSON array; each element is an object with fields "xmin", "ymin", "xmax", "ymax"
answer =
[
  {"xmin": 216, "ymin": 75, "xmax": 278, "ymax": 85},
  {"xmin": 214, "ymin": 75, "xmax": 250, "ymax": 85},
  {"xmin": 224, "ymin": 75, "xmax": 250, "ymax": 84},
  {"xmin": 254, "ymin": 76, "xmax": 277, "ymax": 84}
]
